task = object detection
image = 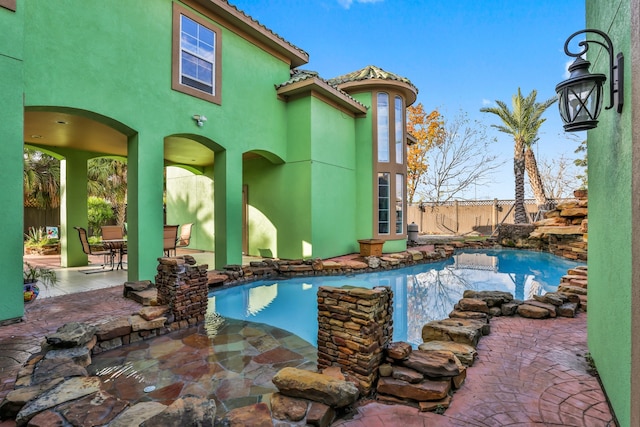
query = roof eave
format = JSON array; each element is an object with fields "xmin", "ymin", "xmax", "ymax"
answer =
[
  {"xmin": 188, "ymin": 0, "xmax": 309, "ymax": 68},
  {"xmin": 277, "ymin": 78, "xmax": 368, "ymax": 116},
  {"xmin": 334, "ymin": 78, "xmax": 418, "ymax": 106}
]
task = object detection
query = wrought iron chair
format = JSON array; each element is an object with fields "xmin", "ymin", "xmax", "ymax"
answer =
[{"xmin": 74, "ymin": 227, "xmax": 114, "ymax": 273}]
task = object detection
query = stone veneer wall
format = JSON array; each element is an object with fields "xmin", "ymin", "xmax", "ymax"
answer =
[
  {"xmin": 155, "ymin": 257, "xmax": 209, "ymax": 327},
  {"xmin": 317, "ymin": 286, "xmax": 393, "ymax": 395}
]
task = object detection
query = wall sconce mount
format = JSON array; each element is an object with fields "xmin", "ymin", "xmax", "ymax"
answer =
[
  {"xmin": 193, "ymin": 114, "xmax": 207, "ymax": 127},
  {"xmin": 555, "ymin": 29, "xmax": 624, "ymax": 131}
]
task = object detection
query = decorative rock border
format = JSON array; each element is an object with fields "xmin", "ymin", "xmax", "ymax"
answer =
[
  {"xmin": 208, "ymin": 239, "xmax": 498, "ymax": 288},
  {"xmin": 1, "ymin": 243, "xmax": 587, "ymax": 426}
]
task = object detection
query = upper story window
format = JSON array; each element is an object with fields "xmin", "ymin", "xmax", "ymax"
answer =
[
  {"xmin": 181, "ymin": 15, "xmax": 215, "ymax": 94},
  {"xmin": 395, "ymin": 96, "xmax": 403, "ymax": 164},
  {"xmin": 172, "ymin": 4, "xmax": 222, "ymax": 104},
  {"xmin": 377, "ymin": 93, "xmax": 389, "ymax": 162},
  {"xmin": 374, "ymin": 91, "xmax": 407, "ymax": 239}
]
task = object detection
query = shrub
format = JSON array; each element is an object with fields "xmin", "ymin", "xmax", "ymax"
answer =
[{"xmin": 88, "ymin": 197, "xmax": 114, "ymax": 236}]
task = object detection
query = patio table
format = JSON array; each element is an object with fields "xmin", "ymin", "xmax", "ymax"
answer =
[{"xmin": 103, "ymin": 239, "xmax": 127, "ymax": 270}]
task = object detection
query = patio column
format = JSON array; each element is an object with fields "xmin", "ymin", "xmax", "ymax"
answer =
[
  {"xmin": 0, "ymin": 54, "xmax": 24, "ymax": 322},
  {"xmin": 214, "ymin": 150, "xmax": 243, "ymax": 269},
  {"xmin": 127, "ymin": 131, "xmax": 165, "ymax": 282},
  {"xmin": 60, "ymin": 151, "xmax": 90, "ymax": 267}
]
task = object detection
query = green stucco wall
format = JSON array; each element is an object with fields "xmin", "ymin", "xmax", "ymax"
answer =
[
  {"xmin": 586, "ymin": 1, "xmax": 633, "ymax": 425},
  {"xmin": 165, "ymin": 167, "xmax": 215, "ymax": 251},
  {"xmin": 0, "ymin": 2, "xmax": 25, "ymax": 321},
  {"xmin": 5, "ymin": 0, "xmax": 411, "ymax": 323},
  {"xmin": 21, "ymin": 0, "xmax": 292, "ymax": 273}
]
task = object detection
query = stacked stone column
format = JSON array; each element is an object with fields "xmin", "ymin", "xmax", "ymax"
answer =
[
  {"xmin": 155, "ymin": 255, "xmax": 209, "ymax": 329},
  {"xmin": 317, "ymin": 286, "xmax": 393, "ymax": 395}
]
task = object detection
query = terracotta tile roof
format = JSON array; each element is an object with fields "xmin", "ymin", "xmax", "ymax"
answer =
[
  {"xmin": 276, "ymin": 69, "xmax": 368, "ymax": 111},
  {"xmin": 327, "ymin": 65, "xmax": 418, "ymax": 94},
  {"xmin": 222, "ymin": 1, "xmax": 308, "ymax": 60}
]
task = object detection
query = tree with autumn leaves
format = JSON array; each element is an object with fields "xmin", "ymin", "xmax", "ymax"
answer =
[
  {"xmin": 406, "ymin": 104, "xmax": 445, "ymax": 204},
  {"xmin": 406, "ymin": 104, "xmax": 503, "ymax": 204}
]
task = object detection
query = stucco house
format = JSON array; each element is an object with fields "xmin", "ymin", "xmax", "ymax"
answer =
[
  {"xmin": 0, "ymin": 0, "xmax": 417, "ymax": 322},
  {"xmin": 581, "ymin": 0, "xmax": 640, "ymax": 426}
]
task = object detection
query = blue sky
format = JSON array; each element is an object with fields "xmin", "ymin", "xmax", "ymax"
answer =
[{"xmin": 231, "ymin": 0, "xmax": 586, "ymax": 200}]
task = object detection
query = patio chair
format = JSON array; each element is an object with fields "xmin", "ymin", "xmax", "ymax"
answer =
[
  {"xmin": 101, "ymin": 225, "xmax": 124, "ymax": 240},
  {"xmin": 101, "ymin": 225, "xmax": 127, "ymax": 270},
  {"xmin": 176, "ymin": 223, "xmax": 193, "ymax": 252},
  {"xmin": 74, "ymin": 227, "xmax": 114, "ymax": 273},
  {"xmin": 163, "ymin": 225, "xmax": 179, "ymax": 257}
]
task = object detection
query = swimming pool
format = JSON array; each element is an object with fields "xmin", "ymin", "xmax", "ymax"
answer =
[{"xmin": 209, "ymin": 249, "xmax": 581, "ymax": 348}]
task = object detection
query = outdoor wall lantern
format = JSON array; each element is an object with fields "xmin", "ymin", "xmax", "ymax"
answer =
[
  {"xmin": 555, "ymin": 29, "xmax": 624, "ymax": 131},
  {"xmin": 193, "ymin": 114, "xmax": 207, "ymax": 127}
]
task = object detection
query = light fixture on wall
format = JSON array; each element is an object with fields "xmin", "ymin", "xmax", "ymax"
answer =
[
  {"xmin": 193, "ymin": 114, "xmax": 207, "ymax": 127},
  {"xmin": 555, "ymin": 29, "xmax": 624, "ymax": 131}
]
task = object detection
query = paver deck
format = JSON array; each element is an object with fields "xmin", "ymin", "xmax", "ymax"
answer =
[
  {"xmin": 1, "ymin": 278, "xmax": 617, "ymax": 426},
  {"xmin": 334, "ymin": 314, "xmax": 617, "ymax": 427}
]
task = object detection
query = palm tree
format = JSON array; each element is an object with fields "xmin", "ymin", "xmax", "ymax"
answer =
[
  {"xmin": 88, "ymin": 158, "xmax": 128, "ymax": 227},
  {"xmin": 481, "ymin": 88, "xmax": 556, "ymax": 223},
  {"xmin": 23, "ymin": 148, "xmax": 60, "ymax": 209}
]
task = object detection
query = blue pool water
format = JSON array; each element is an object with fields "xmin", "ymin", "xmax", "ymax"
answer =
[{"xmin": 209, "ymin": 249, "xmax": 581, "ymax": 348}]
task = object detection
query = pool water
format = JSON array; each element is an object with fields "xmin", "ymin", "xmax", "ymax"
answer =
[{"xmin": 209, "ymin": 249, "xmax": 581, "ymax": 348}]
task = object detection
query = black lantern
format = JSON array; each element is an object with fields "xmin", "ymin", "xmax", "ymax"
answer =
[{"xmin": 556, "ymin": 29, "xmax": 624, "ymax": 131}]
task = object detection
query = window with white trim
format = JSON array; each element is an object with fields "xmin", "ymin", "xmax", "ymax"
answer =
[
  {"xmin": 374, "ymin": 91, "xmax": 407, "ymax": 239},
  {"xmin": 395, "ymin": 96, "xmax": 404, "ymax": 164},
  {"xmin": 172, "ymin": 4, "xmax": 222, "ymax": 104},
  {"xmin": 180, "ymin": 15, "xmax": 215, "ymax": 94},
  {"xmin": 378, "ymin": 173, "xmax": 390, "ymax": 234},
  {"xmin": 377, "ymin": 93, "xmax": 389, "ymax": 162}
]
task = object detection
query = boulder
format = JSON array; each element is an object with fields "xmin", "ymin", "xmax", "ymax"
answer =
[
  {"xmin": 45, "ymin": 322, "xmax": 97, "ymax": 348},
  {"xmin": 533, "ymin": 292, "xmax": 567, "ymax": 306},
  {"xmin": 272, "ymin": 367, "xmax": 359, "ymax": 408},
  {"xmin": 422, "ymin": 319, "xmax": 485, "ymax": 347},
  {"xmin": 418, "ymin": 340, "xmax": 477, "ymax": 367},
  {"xmin": 558, "ymin": 302, "xmax": 579, "ymax": 318},
  {"xmin": 31, "ymin": 358, "xmax": 88, "ymax": 385},
  {"xmin": 377, "ymin": 377, "xmax": 450, "ymax": 401},
  {"xmin": 140, "ymin": 396, "xmax": 216, "ymax": 427},
  {"xmin": 109, "ymin": 402, "xmax": 168, "ymax": 427},
  {"xmin": 418, "ymin": 395, "xmax": 451, "ymax": 412},
  {"xmin": 224, "ymin": 402, "xmax": 273, "ymax": 427},
  {"xmin": 391, "ymin": 366, "xmax": 424, "ymax": 383},
  {"xmin": 517, "ymin": 304, "xmax": 550, "ymax": 319},
  {"xmin": 25, "ymin": 410, "xmax": 66, "ymax": 427},
  {"xmin": 139, "ymin": 305, "xmax": 169, "ymax": 321},
  {"xmin": 448, "ymin": 310, "xmax": 489, "ymax": 321},
  {"xmin": 16, "ymin": 377, "xmax": 102, "ymax": 425},
  {"xmin": 0, "ymin": 378, "xmax": 63, "ymax": 419},
  {"xmin": 95, "ymin": 317, "xmax": 132, "ymax": 341},
  {"xmin": 501, "ymin": 300, "xmax": 522, "ymax": 316},
  {"xmin": 457, "ymin": 298, "xmax": 489, "ymax": 313},
  {"xmin": 386, "ymin": 342, "xmax": 412, "ymax": 360},
  {"xmin": 462, "ymin": 290, "xmax": 513, "ymax": 307},
  {"xmin": 44, "ymin": 346, "xmax": 92, "ymax": 368},
  {"xmin": 57, "ymin": 390, "xmax": 128, "ymax": 427},
  {"xmin": 558, "ymin": 284, "xmax": 588, "ymax": 295},
  {"xmin": 522, "ymin": 299, "xmax": 557, "ymax": 317},
  {"xmin": 306, "ymin": 401, "xmax": 335, "ymax": 427},
  {"xmin": 378, "ymin": 364, "xmax": 393, "ymax": 377},
  {"xmin": 401, "ymin": 350, "xmax": 460, "ymax": 378},
  {"xmin": 270, "ymin": 393, "xmax": 308, "ymax": 421}
]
